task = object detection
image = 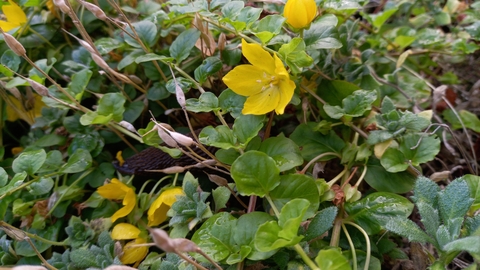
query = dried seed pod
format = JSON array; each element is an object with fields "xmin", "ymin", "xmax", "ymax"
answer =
[
  {"xmin": 25, "ymin": 78, "xmax": 49, "ymax": 96},
  {"xmin": 218, "ymin": 32, "xmax": 226, "ymax": 51},
  {"xmin": 118, "ymin": 120, "xmax": 137, "ymax": 133},
  {"xmin": 207, "ymin": 173, "xmax": 228, "ymax": 186},
  {"xmin": 149, "ymin": 228, "xmax": 176, "ymax": 252},
  {"xmin": 169, "ymin": 131, "xmax": 195, "ymax": 147},
  {"xmin": 158, "ymin": 166, "xmax": 185, "ymax": 174},
  {"xmin": 170, "ymin": 238, "xmax": 200, "ymax": 253},
  {"xmin": 53, "ymin": 0, "xmax": 71, "ymax": 13},
  {"xmin": 1, "ymin": 31, "xmax": 26, "ymax": 56},
  {"xmin": 12, "ymin": 266, "xmax": 48, "ymax": 270},
  {"xmin": 91, "ymin": 54, "xmax": 110, "ymax": 70},
  {"xmin": 157, "ymin": 127, "xmax": 178, "ymax": 148},
  {"xmin": 128, "ymin": 75, "xmax": 142, "ymax": 84},
  {"xmin": 175, "ymin": 83, "xmax": 186, "ymax": 108},
  {"xmin": 79, "ymin": 0, "xmax": 107, "ymax": 21},
  {"xmin": 78, "ymin": 39, "xmax": 96, "ymax": 54}
]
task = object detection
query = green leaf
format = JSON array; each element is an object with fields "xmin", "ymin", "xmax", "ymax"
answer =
[
  {"xmin": 96, "ymin": 93, "xmax": 126, "ymax": 122},
  {"xmin": 345, "ymin": 192, "xmax": 414, "ymax": 234},
  {"xmin": 255, "ymin": 199, "xmax": 309, "ymax": 252},
  {"xmin": 29, "ymin": 177, "xmax": 54, "ymax": 196},
  {"xmin": 68, "ymin": 69, "xmax": 92, "ymax": 101},
  {"xmin": 290, "ymin": 123, "xmax": 345, "ymax": 161},
  {"xmin": 323, "ymin": 90, "xmax": 377, "ymax": 120},
  {"xmin": 385, "ymin": 217, "xmax": 433, "ymax": 244},
  {"xmin": 232, "ymin": 114, "xmax": 265, "ymax": 145},
  {"xmin": 1, "ymin": 50, "xmax": 21, "ymax": 76},
  {"xmin": 185, "ymin": 92, "xmax": 219, "ymax": 113},
  {"xmin": 191, "ymin": 212, "xmax": 237, "ymax": 263},
  {"xmin": 305, "ymin": 206, "xmax": 338, "ymax": 241},
  {"xmin": 365, "ymin": 158, "xmax": 416, "ymax": 193},
  {"xmin": 12, "ymin": 149, "xmax": 47, "ymax": 175},
  {"xmin": 236, "ymin": 6, "xmax": 262, "ymax": 27},
  {"xmin": 254, "ymin": 15, "xmax": 285, "ymax": 35},
  {"xmin": 60, "ymin": 149, "xmax": 92, "ymax": 173},
  {"xmin": 221, "ymin": 1, "xmax": 244, "ymax": 19},
  {"xmin": 70, "ymin": 249, "xmax": 99, "ymax": 268},
  {"xmin": 464, "ymin": 174, "xmax": 480, "ymax": 213},
  {"xmin": 443, "ymin": 236, "xmax": 480, "ymax": 255},
  {"xmin": 212, "ymin": 186, "xmax": 230, "ymax": 212},
  {"xmin": 370, "ymin": 7, "xmax": 398, "ymax": 29},
  {"xmin": 416, "ymin": 201, "xmax": 440, "ymax": 240},
  {"xmin": 118, "ymin": 49, "xmax": 144, "ymax": 70},
  {"xmin": 438, "ymin": 178, "xmax": 473, "ymax": 225},
  {"xmin": 169, "ymin": 28, "xmax": 201, "ymax": 63},
  {"xmin": 464, "ymin": 21, "xmax": 480, "ymax": 40},
  {"xmin": 316, "ymin": 249, "xmax": 352, "ymax": 270},
  {"xmin": 269, "ymin": 174, "xmax": 319, "ymax": 219},
  {"xmin": 380, "ymin": 147, "xmax": 408, "ymax": 172},
  {"xmin": 135, "ymin": 53, "xmax": 172, "ymax": 63},
  {"xmin": 194, "ymin": 57, "xmax": 222, "ymax": 83},
  {"xmin": 14, "ymin": 222, "xmax": 62, "ymax": 257},
  {"xmin": 0, "ymin": 167, "xmax": 7, "ymax": 187},
  {"xmin": 94, "ymin": 38, "xmax": 122, "ymax": 54},
  {"xmin": 411, "ymin": 176, "xmax": 439, "ymax": 205},
  {"xmin": 304, "ymin": 16, "xmax": 342, "ymax": 49},
  {"xmin": 278, "ymin": 37, "xmax": 313, "ymax": 74},
  {"xmin": 34, "ymin": 134, "xmax": 67, "ymax": 147},
  {"xmin": 38, "ymin": 150, "xmax": 63, "ymax": 173},
  {"xmin": 0, "ymin": 171, "xmax": 27, "ymax": 195},
  {"xmin": 258, "ymin": 136, "xmax": 303, "ymax": 171},
  {"xmin": 218, "ymin": 89, "xmax": 246, "ymax": 118},
  {"xmin": 235, "ymin": 212, "xmax": 276, "ymax": 260},
  {"xmin": 397, "ymin": 134, "xmax": 440, "ymax": 166},
  {"xmin": 147, "ymin": 82, "xmax": 170, "ymax": 101},
  {"xmin": 124, "ymin": 20, "xmax": 157, "ymax": 48},
  {"xmin": 443, "ymin": 109, "xmax": 480, "ymax": 132},
  {"xmin": 199, "ymin": 125, "xmax": 236, "ymax": 149},
  {"xmin": 231, "ymin": 151, "xmax": 280, "ymax": 197}
]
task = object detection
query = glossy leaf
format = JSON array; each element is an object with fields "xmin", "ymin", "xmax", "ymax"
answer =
[
  {"xmin": 199, "ymin": 125, "xmax": 236, "ymax": 149},
  {"xmin": 290, "ymin": 123, "xmax": 345, "ymax": 161},
  {"xmin": 316, "ymin": 249, "xmax": 351, "ymax": 270},
  {"xmin": 231, "ymin": 151, "xmax": 280, "ymax": 196},
  {"xmin": 12, "ymin": 149, "xmax": 46, "ymax": 175},
  {"xmin": 169, "ymin": 28, "xmax": 201, "ymax": 63},
  {"xmin": 259, "ymin": 136, "xmax": 303, "ymax": 171},
  {"xmin": 323, "ymin": 90, "xmax": 377, "ymax": 120},
  {"xmin": 186, "ymin": 92, "xmax": 219, "ymax": 113},
  {"xmin": 345, "ymin": 192, "xmax": 414, "ymax": 234},
  {"xmin": 218, "ymin": 89, "xmax": 246, "ymax": 118},
  {"xmin": 232, "ymin": 114, "xmax": 264, "ymax": 145},
  {"xmin": 124, "ymin": 21, "xmax": 157, "ymax": 48},
  {"xmin": 365, "ymin": 158, "xmax": 416, "ymax": 193},
  {"xmin": 269, "ymin": 174, "xmax": 319, "ymax": 219},
  {"xmin": 60, "ymin": 149, "xmax": 92, "ymax": 173},
  {"xmin": 398, "ymin": 134, "xmax": 440, "ymax": 166},
  {"xmin": 194, "ymin": 57, "xmax": 222, "ymax": 83}
]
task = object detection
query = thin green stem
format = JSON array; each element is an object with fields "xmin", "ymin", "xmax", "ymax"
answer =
[
  {"xmin": 328, "ymin": 166, "xmax": 348, "ymax": 187},
  {"xmin": 293, "ymin": 244, "xmax": 319, "ymax": 270},
  {"xmin": 265, "ymin": 195, "xmax": 280, "ymax": 217},
  {"xmin": 47, "ymin": 168, "xmax": 94, "ymax": 216},
  {"xmin": 300, "ymin": 152, "xmax": 341, "ymax": 174},
  {"xmin": 345, "ymin": 221, "xmax": 371, "ymax": 270},
  {"xmin": 341, "ymin": 223, "xmax": 357, "ymax": 270},
  {"xmin": 353, "ymin": 166, "xmax": 368, "ymax": 188}
]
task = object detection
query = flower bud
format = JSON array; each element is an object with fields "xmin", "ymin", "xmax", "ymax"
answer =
[
  {"xmin": 79, "ymin": 0, "xmax": 107, "ymax": 21},
  {"xmin": 283, "ymin": 0, "xmax": 317, "ymax": 29},
  {"xmin": 1, "ymin": 32, "xmax": 26, "ymax": 56}
]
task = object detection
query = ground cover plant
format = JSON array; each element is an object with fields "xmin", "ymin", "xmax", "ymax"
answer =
[{"xmin": 0, "ymin": 0, "xmax": 480, "ymax": 269}]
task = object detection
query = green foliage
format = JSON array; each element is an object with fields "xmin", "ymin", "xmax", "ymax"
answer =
[{"xmin": 0, "ymin": 0, "xmax": 478, "ymax": 268}]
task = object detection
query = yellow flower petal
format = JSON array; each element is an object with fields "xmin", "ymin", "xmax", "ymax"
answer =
[
  {"xmin": 0, "ymin": 0, "xmax": 27, "ymax": 31},
  {"xmin": 111, "ymin": 189, "xmax": 136, "ymax": 222},
  {"xmin": 111, "ymin": 223, "xmax": 140, "ymax": 240},
  {"xmin": 275, "ymin": 79, "xmax": 296, "ymax": 114},
  {"xmin": 222, "ymin": 65, "xmax": 267, "ymax": 96},
  {"xmin": 243, "ymin": 86, "xmax": 281, "ymax": 115},
  {"xmin": 97, "ymin": 178, "xmax": 128, "ymax": 200},
  {"xmin": 284, "ymin": 0, "xmax": 317, "ymax": 29},
  {"xmin": 147, "ymin": 187, "xmax": 184, "ymax": 227},
  {"xmin": 241, "ymin": 39, "xmax": 276, "ymax": 75},
  {"xmin": 121, "ymin": 238, "xmax": 148, "ymax": 265}
]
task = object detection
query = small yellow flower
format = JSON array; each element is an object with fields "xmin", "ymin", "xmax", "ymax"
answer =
[
  {"xmin": 0, "ymin": 0, "xmax": 27, "ymax": 32},
  {"xmin": 111, "ymin": 223, "xmax": 141, "ymax": 240},
  {"xmin": 97, "ymin": 178, "xmax": 136, "ymax": 222},
  {"xmin": 6, "ymin": 93, "xmax": 45, "ymax": 125},
  {"xmin": 111, "ymin": 224, "xmax": 148, "ymax": 267},
  {"xmin": 222, "ymin": 39, "xmax": 296, "ymax": 115},
  {"xmin": 147, "ymin": 187, "xmax": 184, "ymax": 226},
  {"xmin": 121, "ymin": 238, "xmax": 149, "ymax": 266},
  {"xmin": 283, "ymin": 0, "xmax": 317, "ymax": 29}
]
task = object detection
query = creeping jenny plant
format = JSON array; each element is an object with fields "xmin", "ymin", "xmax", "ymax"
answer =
[{"xmin": 0, "ymin": 0, "xmax": 479, "ymax": 269}]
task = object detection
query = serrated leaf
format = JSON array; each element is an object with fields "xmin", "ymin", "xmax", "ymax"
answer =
[{"xmin": 385, "ymin": 217, "xmax": 433, "ymax": 244}]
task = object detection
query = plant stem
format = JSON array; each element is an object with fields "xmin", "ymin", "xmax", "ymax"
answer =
[
  {"xmin": 344, "ymin": 222, "xmax": 371, "ymax": 270},
  {"xmin": 341, "ymin": 223, "xmax": 357, "ymax": 270},
  {"xmin": 293, "ymin": 244, "xmax": 319, "ymax": 270}
]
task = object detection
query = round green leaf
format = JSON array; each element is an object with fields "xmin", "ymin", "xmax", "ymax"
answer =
[
  {"xmin": 380, "ymin": 147, "xmax": 408, "ymax": 172},
  {"xmin": 124, "ymin": 20, "xmax": 158, "ymax": 48},
  {"xmin": 169, "ymin": 28, "xmax": 201, "ymax": 63},
  {"xmin": 259, "ymin": 136, "xmax": 303, "ymax": 171},
  {"xmin": 12, "ymin": 149, "xmax": 47, "ymax": 175},
  {"xmin": 194, "ymin": 57, "xmax": 222, "ymax": 84},
  {"xmin": 60, "ymin": 149, "xmax": 92, "ymax": 173},
  {"xmin": 0, "ymin": 167, "xmax": 8, "ymax": 187},
  {"xmin": 233, "ymin": 114, "xmax": 265, "ymax": 145},
  {"xmin": 186, "ymin": 92, "xmax": 219, "ymax": 113},
  {"xmin": 29, "ymin": 177, "xmax": 54, "ymax": 196},
  {"xmin": 231, "ymin": 151, "xmax": 280, "ymax": 196},
  {"xmin": 269, "ymin": 174, "xmax": 319, "ymax": 219},
  {"xmin": 365, "ymin": 158, "xmax": 416, "ymax": 193},
  {"xmin": 316, "ymin": 249, "xmax": 351, "ymax": 270}
]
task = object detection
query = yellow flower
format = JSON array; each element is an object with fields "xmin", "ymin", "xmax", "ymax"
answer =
[
  {"xmin": 97, "ymin": 178, "xmax": 136, "ymax": 222},
  {"xmin": 121, "ymin": 238, "xmax": 148, "ymax": 266},
  {"xmin": 147, "ymin": 187, "xmax": 184, "ymax": 226},
  {"xmin": 0, "ymin": 0, "xmax": 27, "ymax": 32},
  {"xmin": 283, "ymin": 0, "xmax": 317, "ymax": 29},
  {"xmin": 111, "ymin": 223, "xmax": 148, "ymax": 267},
  {"xmin": 222, "ymin": 39, "xmax": 296, "ymax": 115},
  {"xmin": 6, "ymin": 93, "xmax": 45, "ymax": 125}
]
